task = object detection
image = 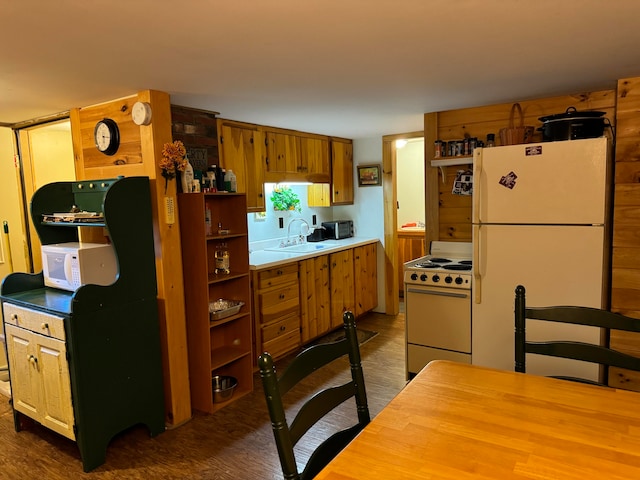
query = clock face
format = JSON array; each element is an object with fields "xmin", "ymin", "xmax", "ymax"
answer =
[{"xmin": 94, "ymin": 118, "xmax": 120, "ymax": 155}]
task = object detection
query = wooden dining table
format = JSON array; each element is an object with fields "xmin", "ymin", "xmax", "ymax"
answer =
[{"xmin": 315, "ymin": 360, "xmax": 640, "ymax": 479}]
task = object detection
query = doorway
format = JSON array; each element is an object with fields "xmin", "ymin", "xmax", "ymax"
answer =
[
  {"xmin": 381, "ymin": 131, "xmax": 424, "ymax": 315},
  {"xmin": 16, "ymin": 119, "xmax": 75, "ymax": 273},
  {"xmin": 395, "ymin": 138, "xmax": 426, "ymax": 297}
]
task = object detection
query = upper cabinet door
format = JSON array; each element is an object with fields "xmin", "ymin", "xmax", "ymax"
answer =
[
  {"xmin": 298, "ymin": 136, "xmax": 330, "ymax": 183},
  {"xmin": 218, "ymin": 121, "xmax": 265, "ymax": 212},
  {"xmin": 264, "ymin": 131, "xmax": 300, "ymax": 181},
  {"xmin": 331, "ymin": 139, "xmax": 354, "ymax": 205}
]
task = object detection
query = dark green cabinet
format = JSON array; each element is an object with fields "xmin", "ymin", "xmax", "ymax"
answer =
[{"xmin": 0, "ymin": 176, "xmax": 165, "ymax": 472}]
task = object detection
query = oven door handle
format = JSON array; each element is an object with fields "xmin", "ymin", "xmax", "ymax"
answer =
[{"xmin": 406, "ymin": 288, "xmax": 469, "ymax": 299}]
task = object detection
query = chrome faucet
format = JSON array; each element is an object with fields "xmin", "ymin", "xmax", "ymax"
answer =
[{"xmin": 286, "ymin": 218, "xmax": 310, "ymax": 246}]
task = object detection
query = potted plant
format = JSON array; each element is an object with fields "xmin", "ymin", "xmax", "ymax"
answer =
[{"xmin": 270, "ymin": 185, "xmax": 302, "ymax": 212}]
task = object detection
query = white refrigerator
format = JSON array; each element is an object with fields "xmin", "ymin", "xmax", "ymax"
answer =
[{"xmin": 471, "ymin": 137, "xmax": 611, "ymax": 381}]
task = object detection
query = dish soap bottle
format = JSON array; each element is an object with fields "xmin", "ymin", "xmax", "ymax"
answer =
[
  {"xmin": 214, "ymin": 242, "xmax": 230, "ymax": 274},
  {"xmin": 181, "ymin": 156, "xmax": 194, "ymax": 192}
]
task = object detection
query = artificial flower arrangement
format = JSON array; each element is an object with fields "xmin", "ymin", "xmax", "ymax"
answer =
[
  {"xmin": 270, "ymin": 185, "xmax": 301, "ymax": 212},
  {"xmin": 160, "ymin": 140, "xmax": 188, "ymax": 192}
]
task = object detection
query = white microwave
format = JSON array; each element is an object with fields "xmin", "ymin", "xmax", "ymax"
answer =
[{"xmin": 41, "ymin": 242, "xmax": 118, "ymax": 292}]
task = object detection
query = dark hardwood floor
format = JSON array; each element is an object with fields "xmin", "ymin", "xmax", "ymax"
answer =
[{"xmin": 0, "ymin": 309, "xmax": 406, "ymax": 479}]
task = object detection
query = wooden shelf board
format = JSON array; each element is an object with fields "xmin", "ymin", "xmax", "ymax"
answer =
[
  {"xmin": 209, "ymin": 311, "xmax": 250, "ymax": 329},
  {"xmin": 210, "ymin": 347, "xmax": 251, "ymax": 370}
]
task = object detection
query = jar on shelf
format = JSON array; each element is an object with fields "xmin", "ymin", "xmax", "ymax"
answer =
[{"xmin": 215, "ymin": 243, "xmax": 230, "ymax": 274}]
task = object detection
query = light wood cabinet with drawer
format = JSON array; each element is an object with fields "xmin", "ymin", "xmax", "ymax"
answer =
[{"xmin": 2, "ymin": 303, "xmax": 74, "ymax": 441}]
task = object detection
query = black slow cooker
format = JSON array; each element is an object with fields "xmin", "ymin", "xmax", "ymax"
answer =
[{"xmin": 538, "ymin": 107, "xmax": 612, "ymax": 141}]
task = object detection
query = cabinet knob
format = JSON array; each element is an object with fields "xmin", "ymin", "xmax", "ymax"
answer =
[
  {"xmin": 28, "ymin": 355, "xmax": 38, "ymax": 367},
  {"xmin": 11, "ymin": 314, "xmax": 18, "ymax": 322},
  {"xmin": 280, "ymin": 325, "xmax": 286, "ymax": 332},
  {"xmin": 279, "ymin": 293, "xmax": 285, "ymax": 300},
  {"xmin": 41, "ymin": 323, "xmax": 49, "ymax": 330},
  {"xmin": 277, "ymin": 270, "xmax": 283, "ymax": 275}
]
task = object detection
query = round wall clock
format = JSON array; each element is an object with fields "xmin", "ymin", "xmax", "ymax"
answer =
[{"xmin": 94, "ymin": 118, "xmax": 120, "ymax": 155}]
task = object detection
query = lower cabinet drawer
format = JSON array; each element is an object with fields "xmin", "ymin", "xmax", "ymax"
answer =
[
  {"xmin": 2, "ymin": 302, "xmax": 66, "ymax": 341},
  {"xmin": 263, "ymin": 328, "xmax": 301, "ymax": 359},
  {"xmin": 262, "ymin": 313, "xmax": 300, "ymax": 343},
  {"xmin": 257, "ymin": 264, "xmax": 298, "ymax": 289},
  {"xmin": 258, "ymin": 284, "xmax": 299, "ymax": 324}
]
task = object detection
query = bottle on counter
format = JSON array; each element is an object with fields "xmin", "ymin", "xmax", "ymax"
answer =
[
  {"xmin": 206, "ymin": 166, "xmax": 217, "ymax": 192},
  {"xmin": 225, "ymin": 169, "xmax": 237, "ymax": 192},
  {"xmin": 181, "ymin": 156, "xmax": 194, "ymax": 192},
  {"xmin": 214, "ymin": 242, "xmax": 230, "ymax": 274}
]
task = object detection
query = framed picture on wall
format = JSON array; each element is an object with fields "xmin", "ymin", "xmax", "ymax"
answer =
[{"xmin": 357, "ymin": 164, "xmax": 382, "ymax": 187}]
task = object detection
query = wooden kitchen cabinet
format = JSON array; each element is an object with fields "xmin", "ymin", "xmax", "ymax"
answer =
[
  {"xmin": 252, "ymin": 262, "xmax": 301, "ymax": 361},
  {"xmin": 0, "ymin": 177, "xmax": 165, "ymax": 472},
  {"xmin": 178, "ymin": 192, "xmax": 253, "ymax": 413},
  {"xmin": 217, "ymin": 119, "xmax": 266, "ymax": 212},
  {"xmin": 307, "ymin": 183, "xmax": 331, "ymax": 207},
  {"xmin": 354, "ymin": 243, "xmax": 378, "ymax": 316},
  {"xmin": 298, "ymin": 135, "xmax": 331, "ymax": 183},
  {"xmin": 331, "ymin": 138, "xmax": 354, "ymax": 205},
  {"xmin": 329, "ymin": 249, "xmax": 355, "ymax": 327},
  {"xmin": 264, "ymin": 130, "xmax": 301, "ymax": 182},
  {"xmin": 299, "ymin": 254, "xmax": 331, "ymax": 343}
]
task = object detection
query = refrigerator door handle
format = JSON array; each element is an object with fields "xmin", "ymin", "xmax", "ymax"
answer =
[
  {"xmin": 473, "ymin": 149, "xmax": 482, "ymax": 223},
  {"xmin": 473, "ymin": 224, "xmax": 481, "ymax": 304}
]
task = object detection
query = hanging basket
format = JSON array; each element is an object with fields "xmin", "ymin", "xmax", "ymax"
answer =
[{"xmin": 499, "ymin": 103, "xmax": 535, "ymax": 146}]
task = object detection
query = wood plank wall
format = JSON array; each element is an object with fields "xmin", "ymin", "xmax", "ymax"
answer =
[
  {"xmin": 425, "ymin": 81, "xmax": 640, "ymax": 391},
  {"xmin": 609, "ymin": 77, "xmax": 640, "ymax": 389},
  {"xmin": 424, "ymin": 90, "xmax": 616, "ymax": 246}
]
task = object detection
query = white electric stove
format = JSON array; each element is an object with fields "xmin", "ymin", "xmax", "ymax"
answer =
[{"xmin": 404, "ymin": 241, "xmax": 472, "ymax": 379}]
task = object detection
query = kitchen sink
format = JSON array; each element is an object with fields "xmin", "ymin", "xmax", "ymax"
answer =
[
  {"xmin": 264, "ymin": 243, "xmax": 328, "ymax": 253},
  {"xmin": 264, "ymin": 241, "xmax": 340, "ymax": 254}
]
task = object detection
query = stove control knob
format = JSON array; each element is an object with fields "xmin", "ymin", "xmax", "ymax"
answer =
[
  {"xmin": 410, "ymin": 273, "xmax": 418, "ymax": 281},
  {"xmin": 444, "ymin": 276, "xmax": 453, "ymax": 284},
  {"xmin": 455, "ymin": 277, "xmax": 464, "ymax": 285},
  {"xmin": 420, "ymin": 274, "xmax": 428, "ymax": 282},
  {"xmin": 432, "ymin": 274, "xmax": 440, "ymax": 283}
]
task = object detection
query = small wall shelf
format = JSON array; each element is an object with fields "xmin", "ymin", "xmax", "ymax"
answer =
[{"xmin": 430, "ymin": 157, "xmax": 473, "ymax": 182}]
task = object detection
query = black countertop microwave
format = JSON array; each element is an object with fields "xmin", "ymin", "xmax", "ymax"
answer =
[{"xmin": 321, "ymin": 220, "xmax": 354, "ymax": 239}]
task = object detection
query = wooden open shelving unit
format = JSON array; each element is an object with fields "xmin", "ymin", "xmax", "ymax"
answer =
[{"xmin": 178, "ymin": 192, "xmax": 253, "ymax": 413}]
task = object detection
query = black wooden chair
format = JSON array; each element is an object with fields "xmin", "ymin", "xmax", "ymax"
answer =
[
  {"xmin": 258, "ymin": 310, "xmax": 370, "ymax": 480},
  {"xmin": 514, "ymin": 284, "xmax": 640, "ymax": 385}
]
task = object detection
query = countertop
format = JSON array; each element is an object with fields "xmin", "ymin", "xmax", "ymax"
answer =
[{"xmin": 249, "ymin": 237, "xmax": 378, "ymax": 270}]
